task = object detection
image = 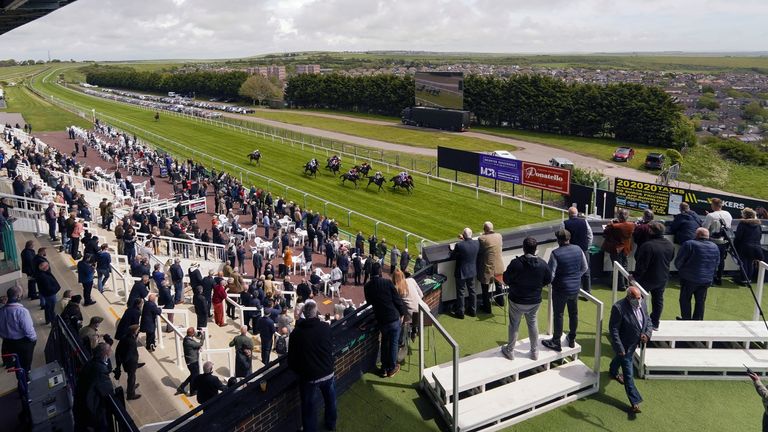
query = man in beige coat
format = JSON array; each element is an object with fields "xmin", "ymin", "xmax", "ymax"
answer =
[{"xmin": 477, "ymin": 221, "xmax": 505, "ymax": 314}]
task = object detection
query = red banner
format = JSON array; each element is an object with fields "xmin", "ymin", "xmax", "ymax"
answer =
[{"xmin": 521, "ymin": 162, "xmax": 571, "ymax": 194}]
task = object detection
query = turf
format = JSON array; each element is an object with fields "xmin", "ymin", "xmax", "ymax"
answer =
[
  {"xmin": 0, "ymin": 83, "xmax": 91, "ymax": 131},
  {"xmin": 31, "ymin": 67, "xmax": 563, "ymax": 251},
  {"xmin": 246, "ymin": 110, "xmax": 517, "ymax": 154},
  {"xmin": 337, "ymin": 278, "xmax": 767, "ymax": 432}
]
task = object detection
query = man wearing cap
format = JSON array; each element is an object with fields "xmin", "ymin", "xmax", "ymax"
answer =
[
  {"xmin": 115, "ymin": 324, "xmax": 143, "ymax": 400},
  {"xmin": 79, "ymin": 316, "xmax": 105, "ymax": 357}
]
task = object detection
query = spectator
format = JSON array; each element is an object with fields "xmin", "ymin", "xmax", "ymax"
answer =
[
  {"xmin": 170, "ymin": 258, "xmax": 184, "ymax": 304},
  {"xmin": 632, "ymin": 209, "xmax": 656, "ymax": 248},
  {"xmin": 501, "ymin": 237, "xmax": 552, "ymax": 361},
  {"xmin": 60, "ymin": 295, "xmax": 83, "ymax": 335},
  {"xmin": 191, "ymin": 361, "xmax": 226, "ymax": 405},
  {"xmin": 400, "ymin": 248, "xmax": 410, "ymax": 272},
  {"xmin": 0, "ymin": 287, "xmax": 37, "ymax": 372},
  {"xmin": 543, "ymin": 230, "xmax": 587, "ymax": 352},
  {"xmin": 562, "ymin": 207, "xmax": 593, "ymax": 293},
  {"xmin": 115, "ymin": 298, "xmax": 143, "ymax": 341},
  {"xmin": 734, "ymin": 208, "xmax": 765, "ymax": 284},
  {"xmin": 449, "ymin": 228, "xmax": 480, "ymax": 319},
  {"xmin": 77, "ymin": 255, "xmax": 97, "ymax": 306},
  {"xmin": 79, "ymin": 316, "xmax": 105, "ymax": 357},
  {"xmin": 702, "ymin": 198, "xmax": 733, "ymax": 285},
  {"xmin": 140, "ymin": 294, "xmax": 161, "ymax": 352},
  {"xmin": 389, "ymin": 245, "xmax": 401, "ymax": 275},
  {"xmin": 54, "ymin": 289, "xmax": 72, "ymax": 316},
  {"xmin": 670, "ymin": 202, "xmax": 701, "ymax": 245},
  {"xmin": 256, "ymin": 305, "xmax": 276, "ymax": 366},
  {"xmin": 675, "ymin": 228, "xmax": 721, "ymax": 320},
  {"xmin": 229, "ymin": 325, "xmax": 254, "ymax": 377},
  {"xmin": 20, "ymin": 240, "xmax": 37, "ymax": 300},
  {"xmin": 177, "ymin": 327, "xmax": 202, "ymax": 396},
  {"xmin": 288, "ymin": 301, "xmax": 337, "ymax": 432},
  {"xmin": 45, "ymin": 202, "xmax": 58, "ymax": 241},
  {"xmin": 364, "ymin": 262, "xmax": 406, "ymax": 378},
  {"xmin": 633, "ymin": 222, "xmax": 675, "ymax": 330},
  {"xmin": 193, "ymin": 286, "xmax": 208, "ymax": 332},
  {"xmin": 212, "ymin": 277, "xmax": 227, "ymax": 326},
  {"xmin": 337, "ymin": 251, "xmax": 349, "ymax": 285},
  {"xmin": 127, "ymin": 274, "xmax": 150, "ymax": 309},
  {"xmin": 602, "ymin": 209, "xmax": 635, "ymax": 291},
  {"xmin": 393, "ymin": 268, "xmax": 421, "ymax": 348},
  {"xmin": 36, "ymin": 261, "xmax": 61, "ymax": 325},
  {"xmin": 96, "ymin": 244, "xmax": 112, "ymax": 295},
  {"xmin": 73, "ymin": 343, "xmax": 115, "ymax": 431},
  {"xmin": 114, "ymin": 324, "xmax": 143, "ymax": 400},
  {"xmin": 477, "ymin": 221, "xmax": 505, "ymax": 313}
]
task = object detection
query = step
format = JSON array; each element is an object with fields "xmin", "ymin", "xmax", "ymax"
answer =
[
  {"xmin": 652, "ymin": 320, "xmax": 768, "ymax": 346},
  {"xmin": 638, "ymin": 347, "xmax": 768, "ymax": 380},
  {"xmin": 427, "ymin": 336, "xmax": 581, "ymax": 404},
  {"xmin": 444, "ymin": 360, "xmax": 597, "ymax": 432}
]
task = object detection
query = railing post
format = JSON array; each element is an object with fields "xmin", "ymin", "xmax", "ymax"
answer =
[{"xmin": 374, "ymin": 221, "xmax": 380, "ymax": 237}]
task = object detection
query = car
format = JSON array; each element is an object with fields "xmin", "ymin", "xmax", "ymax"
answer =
[
  {"xmin": 490, "ymin": 150, "xmax": 517, "ymax": 160},
  {"xmin": 644, "ymin": 153, "xmax": 665, "ymax": 170},
  {"xmin": 549, "ymin": 157, "xmax": 574, "ymax": 170},
  {"xmin": 612, "ymin": 147, "xmax": 635, "ymax": 162}
]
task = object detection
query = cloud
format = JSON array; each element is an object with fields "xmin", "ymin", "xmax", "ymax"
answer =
[{"xmin": 0, "ymin": 0, "xmax": 765, "ymax": 61}]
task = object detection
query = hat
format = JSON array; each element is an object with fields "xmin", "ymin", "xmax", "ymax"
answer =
[{"xmin": 70, "ymin": 295, "xmax": 82, "ymax": 304}]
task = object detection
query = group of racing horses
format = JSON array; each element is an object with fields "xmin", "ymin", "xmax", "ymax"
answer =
[{"xmin": 247, "ymin": 150, "xmax": 414, "ymax": 193}]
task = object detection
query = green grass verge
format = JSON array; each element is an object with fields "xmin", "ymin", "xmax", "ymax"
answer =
[
  {"xmin": 0, "ymin": 64, "xmax": 51, "ymax": 81},
  {"xmin": 247, "ymin": 110, "xmax": 516, "ymax": 153},
  {"xmin": 31, "ymin": 68, "xmax": 563, "ymax": 250},
  {"xmin": 0, "ymin": 83, "xmax": 91, "ymax": 131},
  {"xmin": 677, "ymin": 145, "xmax": 768, "ymax": 200},
  {"xmin": 338, "ymin": 278, "xmax": 766, "ymax": 431}
]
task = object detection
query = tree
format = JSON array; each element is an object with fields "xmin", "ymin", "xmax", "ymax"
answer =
[
  {"xmin": 743, "ymin": 101, "xmax": 767, "ymax": 122},
  {"xmin": 239, "ymin": 74, "xmax": 281, "ymax": 105}
]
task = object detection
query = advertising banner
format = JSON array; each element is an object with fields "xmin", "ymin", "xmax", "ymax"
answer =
[
  {"xmin": 613, "ymin": 178, "xmax": 684, "ymax": 215},
  {"xmin": 478, "ymin": 154, "xmax": 522, "ymax": 184},
  {"xmin": 521, "ymin": 162, "xmax": 571, "ymax": 195}
]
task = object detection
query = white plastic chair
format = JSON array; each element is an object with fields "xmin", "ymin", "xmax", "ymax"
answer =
[{"xmin": 328, "ymin": 281, "xmax": 342, "ymax": 298}]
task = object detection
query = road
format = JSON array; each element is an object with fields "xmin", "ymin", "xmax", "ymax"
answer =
[{"xmin": 228, "ymin": 109, "xmax": 744, "ymax": 197}]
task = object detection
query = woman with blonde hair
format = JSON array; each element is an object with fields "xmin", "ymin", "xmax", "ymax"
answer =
[
  {"xmin": 735, "ymin": 207, "xmax": 765, "ymax": 284},
  {"xmin": 392, "ymin": 268, "xmax": 422, "ymax": 350}
]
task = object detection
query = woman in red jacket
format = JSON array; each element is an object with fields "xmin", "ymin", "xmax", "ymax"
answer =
[{"xmin": 212, "ymin": 278, "xmax": 228, "ymax": 327}]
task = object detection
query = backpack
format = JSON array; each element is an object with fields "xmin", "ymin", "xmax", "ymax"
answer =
[{"xmin": 275, "ymin": 335, "xmax": 288, "ymax": 355}]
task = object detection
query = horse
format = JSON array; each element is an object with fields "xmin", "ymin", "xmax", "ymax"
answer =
[
  {"xmin": 340, "ymin": 172, "xmax": 360, "ymax": 188},
  {"xmin": 326, "ymin": 158, "xmax": 341, "ymax": 175},
  {"xmin": 248, "ymin": 150, "xmax": 261, "ymax": 165},
  {"xmin": 366, "ymin": 176, "xmax": 386, "ymax": 191},
  {"xmin": 390, "ymin": 175, "xmax": 414, "ymax": 193},
  {"xmin": 355, "ymin": 164, "xmax": 372, "ymax": 177},
  {"xmin": 304, "ymin": 161, "xmax": 318, "ymax": 177}
]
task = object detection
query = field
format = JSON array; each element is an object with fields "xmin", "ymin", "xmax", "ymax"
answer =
[
  {"xmin": 676, "ymin": 145, "xmax": 768, "ymax": 200},
  {"xmin": 340, "ymin": 277, "xmax": 766, "ymax": 432},
  {"xmin": 30, "ymin": 67, "xmax": 563, "ymax": 250},
  {"xmin": 0, "ymin": 63, "xmax": 51, "ymax": 81},
  {"xmin": 0, "ymin": 82, "xmax": 91, "ymax": 131}
]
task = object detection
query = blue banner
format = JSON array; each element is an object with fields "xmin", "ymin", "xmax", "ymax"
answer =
[{"xmin": 478, "ymin": 154, "xmax": 521, "ymax": 184}]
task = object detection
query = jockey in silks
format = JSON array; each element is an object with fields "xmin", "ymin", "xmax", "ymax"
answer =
[
  {"xmin": 373, "ymin": 171, "xmax": 383, "ymax": 181},
  {"xmin": 398, "ymin": 171, "xmax": 409, "ymax": 183},
  {"xmin": 309, "ymin": 158, "xmax": 318, "ymax": 169},
  {"xmin": 347, "ymin": 167, "xmax": 358, "ymax": 177}
]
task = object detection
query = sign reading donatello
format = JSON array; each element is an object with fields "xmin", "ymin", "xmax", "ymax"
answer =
[{"xmin": 613, "ymin": 178, "xmax": 685, "ymax": 215}]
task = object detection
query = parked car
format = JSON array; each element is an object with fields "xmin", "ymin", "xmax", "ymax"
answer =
[
  {"xmin": 644, "ymin": 153, "xmax": 665, "ymax": 170},
  {"xmin": 549, "ymin": 157, "xmax": 574, "ymax": 170},
  {"xmin": 612, "ymin": 147, "xmax": 635, "ymax": 162},
  {"xmin": 491, "ymin": 150, "xmax": 517, "ymax": 160}
]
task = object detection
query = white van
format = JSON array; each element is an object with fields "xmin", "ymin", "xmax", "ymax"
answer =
[{"xmin": 490, "ymin": 150, "xmax": 517, "ymax": 160}]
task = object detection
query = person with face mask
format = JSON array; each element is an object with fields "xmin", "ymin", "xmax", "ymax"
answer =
[{"xmin": 608, "ymin": 285, "xmax": 653, "ymax": 414}]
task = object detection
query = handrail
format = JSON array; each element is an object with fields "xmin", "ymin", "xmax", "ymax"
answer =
[
  {"xmin": 157, "ymin": 311, "xmax": 188, "ymax": 370},
  {"xmin": 611, "ymin": 261, "xmax": 650, "ymax": 306},
  {"xmin": 225, "ymin": 294, "xmax": 263, "ymax": 329},
  {"xmin": 110, "ymin": 262, "xmax": 131, "ymax": 303},
  {"xmin": 418, "ymin": 299, "xmax": 459, "ymax": 432},
  {"xmin": 579, "ymin": 288, "xmax": 604, "ymax": 378},
  {"xmin": 198, "ymin": 347, "xmax": 236, "ymax": 379},
  {"xmin": 33, "ymin": 69, "xmax": 440, "ymax": 252},
  {"xmin": 0, "ymin": 191, "xmax": 67, "ymax": 212},
  {"xmin": 756, "ymin": 261, "xmax": 768, "ymax": 321}
]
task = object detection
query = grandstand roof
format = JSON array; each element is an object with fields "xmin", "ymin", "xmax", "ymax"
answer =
[{"xmin": 0, "ymin": 0, "xmax": 78, "ymax": 36}]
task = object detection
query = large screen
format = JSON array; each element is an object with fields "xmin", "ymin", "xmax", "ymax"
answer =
[{"xmin": 415, "ymin": 71, "xmax": 464, "ymax": 110}]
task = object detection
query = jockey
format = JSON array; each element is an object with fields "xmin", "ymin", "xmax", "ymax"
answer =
[
  {"xmin": 398, "ymin": 171, "xmax": 409, "ymax": 182},
  {"xmin": 309, "ymin": 158, "xmax": 317, "ymax": 168},
  {"xmin": 347, "ymin": 167, "xmax": 358, "ymax": 177},
  {"xmin": 373, "ymin": 171, "xmax": 383, "ymax": 180}
]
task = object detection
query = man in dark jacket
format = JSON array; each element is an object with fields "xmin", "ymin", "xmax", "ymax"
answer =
[
  {"xmin": 188, "ymin": 263, "xmax": 203, "ymax": 291},
  {"xmin": 501, "ymin": 237, "xmax": 553, "ymax": 361},
  {"xmin": 177, "ymin": 327, "xmax": 202, "ymax": 396},
  {"xmin": 20, "ymin": 240, "xmax": 37, "ymax": 300},
  {"xmin": 170, "ymin": 258, "xmax": 184, "ymax": 304},
  {"xmin": 675, "ymin": 228, "xmax": 721, "ymax": 320},
  {"xmin": 115, "ymin": 298, "xmax": 143, "ymax": 341},
  {"xmin": 191, "ymin": 361, "xmax": 226, "ymax": 404},
  {"xmin": 201, "ymin": 270, "xmax": 215, "ymax": 317},
  {"xmin": 45, "ymin": 202, "xmax": 58, "ymax": 241},
  {"xmin": 73, "ymin": 343, "xmax": 115, "ymax": 431},
  {"xmin": 543, "ymin": 230, "xmax": 588, "ymax": 352},
  {"xmin": 609, "ymin": 286, "xmax": 653, "ymax": 414},
  {"xmin": 127, "ymin": 274, "xmax": 150, "ymax": 309},
  {"xmin": 562, "ymin": 207, "xmax": 593, "ymax": 293},
  {"xmin": 193, "ymin": 286, "xmax": 208, "ymax": 331},
  {"xmin": 364, "ymin": 262, "xmax": 406, "ymax": 378},
  {"xmin": 36, "ymin": 261, "xmax": 61, "ymax": 325},
  {"xmin": 670, "ymin": 202, "xmax": 701, "ymax": 245},
  {"xmin": 449, "ymin": 228, "xmax": 480, "ymax": 319},
  {"xmin": 337, "ymin": 252, "xmax": 349, "ymax": 285},
  {"xmin": 288, "ymin": 301, "xmax": 336, "ymax": 432},
  {"xmin": 633, "ymin": 222, "xmax": 675, "ymax": 330},
  {"xmin": 77, "ymin": 255, "xmax": 97, "ymax": 306},
  {"xmin": 96, "ymin": 244, "xmax": 111, "ymax": 294},
  {"xmin": 256, "ymin": 306, "xmax": 276, "ymax": 367},
  {"xmin": 114, "ymin": 324, "xmax": 143, "ymax": 400},
  {"xmin": 140, "ymin": 293, "xmax": 161, "ymax": 351}
]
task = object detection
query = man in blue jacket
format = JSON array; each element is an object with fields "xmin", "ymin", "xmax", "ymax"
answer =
[
  {"xmin": 675, "ymin": 227, "xmax": 721, "ymax": 320},
  {"xmin": 449, "ymin": 228, "xmax": 480, "ymax": 319},
  {"xmin": 77, "ymin": 256, "xmax": 97, "ymax": 306},
  {"xmin": 96, "ymin": 244, "xmax": 111, "ymax": 294},
  {"xmin": 543, "ymin": 230, "xmax": 587, "ymax": 352},
  {"xmin": 670, "ymin": 202, "xmax": 701, "ymax": 245}
]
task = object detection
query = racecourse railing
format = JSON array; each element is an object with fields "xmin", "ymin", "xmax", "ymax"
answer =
[{"xmin": 135, "ymin": 232, "xmax": 226, "ymax": 262}]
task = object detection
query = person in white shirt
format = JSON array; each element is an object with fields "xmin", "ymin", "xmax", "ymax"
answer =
[{"xmin": 702, "ymin": 198, "xmax": 733, "ymax": 285}]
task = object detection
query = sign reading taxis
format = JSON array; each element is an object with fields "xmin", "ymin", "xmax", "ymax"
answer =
[{"xmin": 614, "ymin": 178, "xmax": 685, "ymax": 215}]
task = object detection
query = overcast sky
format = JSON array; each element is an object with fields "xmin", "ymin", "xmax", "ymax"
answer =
[{"xmin": 1, "ymin": 0, "xmax": 767, "ymax": 61}]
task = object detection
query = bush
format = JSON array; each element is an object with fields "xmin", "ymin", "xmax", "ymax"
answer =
[
  {"xmin": 666, "ymin": 149, "xmax": 683, "ymax": 166},
  {"xmin": 571, "ymin": 167, "xmax": 608, "ymax": 186},
  {"xmin": 708, "ymin": 139, "xmax": 768, "ymax": 166}
]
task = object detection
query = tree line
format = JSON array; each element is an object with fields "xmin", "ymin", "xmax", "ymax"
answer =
[
  {"xmin": 85, "ymin": 66, "xmax": 694, "ymax": 147},
  {"xmin": 85, "ymin": 68, "xmax": 248, "ymax": 100}
]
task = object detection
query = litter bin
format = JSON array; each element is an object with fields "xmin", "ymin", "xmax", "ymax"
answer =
[{"xmin": 588, "ymin": 245, "xmax": 604, "ymax": 283}]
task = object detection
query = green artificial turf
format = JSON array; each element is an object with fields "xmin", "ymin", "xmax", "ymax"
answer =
[
  {"xmin": 337, "ymin": 278, "xmax": 767, "ymax": 431},
  {"xmin": 31, "ymin": 68, "xmax": 563, "ymax": 251}
]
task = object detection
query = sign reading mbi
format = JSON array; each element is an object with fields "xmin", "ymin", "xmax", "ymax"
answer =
[{"xmin": 521, "ymin": 162, "xmax": 571, "ymax": 194}]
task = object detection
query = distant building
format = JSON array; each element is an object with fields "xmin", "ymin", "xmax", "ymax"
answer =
[
  {"xmin": 296, "ymin": 64, "xmax": 321, "ymax": 74},
  {"xmin": 247, "ymin": 65, "xmax": 286, "ymax": 81}
]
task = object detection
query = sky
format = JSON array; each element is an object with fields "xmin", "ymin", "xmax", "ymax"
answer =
[{"xmin": 1, "ymin": 0, "xmax": 767, "ymax": 61}]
